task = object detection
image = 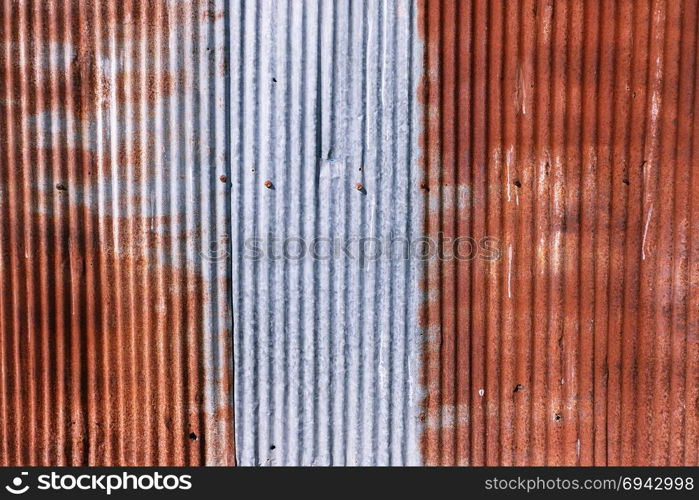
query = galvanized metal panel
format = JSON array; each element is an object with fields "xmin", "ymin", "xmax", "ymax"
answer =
[
  {"xmin": 419, "ymin": 0, "xmax": 698, "ymax": 466},
  {"xmin": 0, "ymin": 0, "xmax": 233, "ymax": 465},
  {"xmin": 230, "ymin": 0, "xmax": 424, "ymax": 465}
]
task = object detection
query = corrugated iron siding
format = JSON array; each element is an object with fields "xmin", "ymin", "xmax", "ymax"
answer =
[
  {"xmin": 230, "ymin": 0, "xmax": 424, "ymax": 465},
  {"xmin": 0, "ymin": 0, "xmax": 234, "ymax": 465},
  {"xmin": 3, "ymin": 0, "xmax": 698, "ymax": 468},
  {"xmin": 419, "ymin": 0, "xmax": 698, "ymax": 465}
]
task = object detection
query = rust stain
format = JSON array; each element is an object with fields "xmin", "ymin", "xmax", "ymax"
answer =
[
  {"xmin": 1, "ymin": 1, "xmax": 184, "ymax": 121},
  {"xmin": 418, "ymin": 0, "xmax": 698, "ymax": 466},
  {"xmin": 0, "ymin": 0, "xmax": 233, "ymax": 465}
]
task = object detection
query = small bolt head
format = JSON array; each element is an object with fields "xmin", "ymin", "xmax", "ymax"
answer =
[
  {"xmin": 355, "ymin": 183, "xmax": 364, "ymax": 191},
  {"xmin": 264, "ymin": 180, "xmax": 273, "ymax": 189}
]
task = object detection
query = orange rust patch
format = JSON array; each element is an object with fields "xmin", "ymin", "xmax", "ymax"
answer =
[
  {"xmin": 0, "ymin": 171, "xmax": 210, "ymax": 465},
  {"xmin": 0, "ymin": 0, "xmax": 232, "ymax": 466},
  {"xmin": 417, "ymin": 0, "xmax": 698, "ymax": 466}
]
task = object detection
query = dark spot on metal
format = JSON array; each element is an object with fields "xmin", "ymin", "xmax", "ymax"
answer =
[
  {"xmin": 220, "ymin": 174, "xmax": 227, "ymax": 183},
  {"xmin": 56, "ymin": 183, "xmax": 67, "ymax": 191},
  {"xmin": 513, "ymin": 179, "xmax": 522, "ymax": 188},
  {"xmin": 513, "ymin": 384, "xmax": 524, "ymax": 393},
  {"xmin": 189, "ymin": 432, "xmax": 198, "ymax": 441}
]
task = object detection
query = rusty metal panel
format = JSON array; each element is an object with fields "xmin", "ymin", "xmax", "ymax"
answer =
[
  {"xmin": 419, "ymin": 0, "xmax": 698, "ymax": 466},
  {"xmin": 230, "ymin": 0, "xmax": 424, "ymax": 465},
  {"xmin": 0, "ymin": 0, "xmax": 233, "ymax": 465}
]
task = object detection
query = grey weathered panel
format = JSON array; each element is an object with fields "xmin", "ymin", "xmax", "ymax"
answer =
[{"xmin": 230, "ymin": 0, "xmax": 424, "ymax": 466}]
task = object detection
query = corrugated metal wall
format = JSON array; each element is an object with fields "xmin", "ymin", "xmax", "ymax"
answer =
[
  {"xmin": 230, "ymin": 0, "xmax": 423, "ymax": 466},
  {"xmin": 419, "ymin": 0, "xmax": 698, "ymax": 465},
  {"xmin": 0, "ymin": 0, "xmax": 234, "ymax": 465},
  {"xmin": 2, "ymin": 0, "xmax": 697, "ymax": 467}
]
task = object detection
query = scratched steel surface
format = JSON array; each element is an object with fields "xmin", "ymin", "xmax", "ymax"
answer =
[
  {"xmin": 419, "ymin": 0, "xmax": 698, "ymax": 465},
  {"xmin": 0, "ymin": 0, "xmax": 233, "ymax": 465},
  {"xmin": 230, "ymin": 0, "xmax": 424, "ymax": 465}
]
